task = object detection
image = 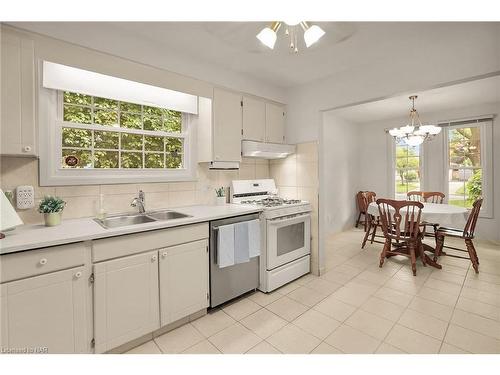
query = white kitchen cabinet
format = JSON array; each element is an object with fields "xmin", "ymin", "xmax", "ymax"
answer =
[
  {"xmin": 0, "ymin": 267, "xmax": 88, "ymax": 353},
  {"xmin": 212, "ymin": 88, "xmax": 242, "ymax": 162},
  {"xmin": 93, "ymin": 250, "xmax": 160, "ymax": 353},
  {"xmin": 242, "ymin": 95, "xmax": 266, "ymax": 142},
  {"xmin": 159, "ymin": 239, "xmax": 209, "ymax": 326},
  {"xmin": 0, "ymin": 31, "xmax": 36, "ymax": 156},
  {"xmin": 265, "ymin": 102, "xmax": 286, "ymax": 144}
]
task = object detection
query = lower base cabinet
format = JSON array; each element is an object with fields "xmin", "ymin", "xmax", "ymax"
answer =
[
  {"xmin": 159, "ymin": 239, "xmax": 209, "ymax": 326},
  {"xmin": 93, "ymin": 250, "xmax": 160, "ymax": 353},
  {"xmin": 0, "ymin": 267, "xmax": 88, "ymax": 353}
]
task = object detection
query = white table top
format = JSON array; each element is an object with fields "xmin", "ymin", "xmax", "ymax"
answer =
[{"xmin": 367, "ymin": 202, "xmax": 468, "ymax": 229}]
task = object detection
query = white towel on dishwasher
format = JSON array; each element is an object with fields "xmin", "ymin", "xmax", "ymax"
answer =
[
  {"xmin": 217, "ymin": 224, "xmax": 235, "ymax": 268},
  {"xmin": 248, "ymin": 219, "xmax": 261, "ymax": 258},
  {"xmin": 234, "ymin": 222, "xmax": 250, "ymax": 264}
]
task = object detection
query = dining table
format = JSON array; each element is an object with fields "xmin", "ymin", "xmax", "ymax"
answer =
[{"xmin": 366, "ymin": 201, "xmax": 469, "ymax": 269}]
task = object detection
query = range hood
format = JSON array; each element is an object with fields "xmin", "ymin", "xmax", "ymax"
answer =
[{"xmin": 242, "ymin": 140, "xmax": 296, "ymax": 159}]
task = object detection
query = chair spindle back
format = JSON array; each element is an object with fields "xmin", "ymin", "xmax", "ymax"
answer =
[
  {"xmin": 376, "ymin": 199, "xmax": 424, "ymax": 242},
  {"xmin": 463, "ymin": 198, "xmax": 483, "ymax": 238},
  {"xmin": 422, "ymin": 192, "xmax": 445, "ymax": 204}
]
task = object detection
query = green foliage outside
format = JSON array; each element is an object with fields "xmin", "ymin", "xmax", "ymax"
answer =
[
  {"xmin": 395, "ymin": 145, "xmax": 420, "ymax": 193},
  {"xmin": 61, "ymin": 91, "xmax": 183, "ymax": 169}
]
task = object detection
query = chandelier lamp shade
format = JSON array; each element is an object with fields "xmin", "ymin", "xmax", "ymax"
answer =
[
  {"xmin": 388, "ymin": 95, "xmax": 442, "ymax": 146},
  {"xmin": 256, "ymin": 21, "xmax": 325, "ymax": 53}
]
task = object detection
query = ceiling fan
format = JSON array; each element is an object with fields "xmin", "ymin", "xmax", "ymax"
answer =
[{"xmin": 256, "ymin": 21, "xmax": 325, "ymax": 53}]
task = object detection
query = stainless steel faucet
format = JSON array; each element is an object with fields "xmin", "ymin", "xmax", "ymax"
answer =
[{"xmin": 131, "ymin": 190, "xmax": 146, "ymax": 213}]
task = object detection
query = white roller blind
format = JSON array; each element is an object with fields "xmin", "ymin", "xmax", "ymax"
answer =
[{"xmin": 42, "ymin": 61, "xmax": 198, "ymax": 114}]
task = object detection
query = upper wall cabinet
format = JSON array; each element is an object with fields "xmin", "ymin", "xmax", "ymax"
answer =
[
  {"xmin": 242, "ymin": 95, "xmax": 266, "ymax": 142},
  {"xmin": 1, "ymin": 31, "xmax": 36, "ymax": 156},
  {"xmin": 212, "ymin": 88, "xmax": 242, "ymax": 162},
  {"xmin": 265, "ymin": 102, "xmax": 286, "ymax": 144}
]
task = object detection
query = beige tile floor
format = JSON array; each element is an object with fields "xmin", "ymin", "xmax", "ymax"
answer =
[{"xmin": 125, "ymin": 228, "xmax": 500, "ymax": 354}]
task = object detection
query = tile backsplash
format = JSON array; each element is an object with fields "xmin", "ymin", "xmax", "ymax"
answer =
[{"xmin": 0, "ymin": 156, "xmax": 270, "ymax": 225}]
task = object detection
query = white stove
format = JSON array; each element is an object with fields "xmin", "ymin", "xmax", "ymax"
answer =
[{"xmin": 231, "ymin": 179, "xmax": 311, "ymax": 292}]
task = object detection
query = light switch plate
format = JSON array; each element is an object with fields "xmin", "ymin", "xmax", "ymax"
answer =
[{"xmin": 16, "ymin": 185, "xmax": 35, "ymax": 209}]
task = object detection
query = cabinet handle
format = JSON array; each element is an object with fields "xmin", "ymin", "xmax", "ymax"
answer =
[
  {"xmin": 23, "ymin": 145, "xmax": 32, "ymax": 153},
  {"xmin": 39, "ymin": 258, "xmax": 47, "ymax": 265},
  {"xmin": 162, "ymin": 252, "xmax": 168, "ymax": 258},
  {"xmin": 75, "ymin": 271, "xmax": 82, "ymax": 278},
  {"xmin": 151, "ymin": 255, "xmax": 157, "ymax": 262}
]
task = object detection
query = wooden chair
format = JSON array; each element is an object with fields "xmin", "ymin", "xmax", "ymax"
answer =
[
  {"xmin": 434, "ymin": 198, "xmax": 483, "ymax": 273},
  {"xmin": 422, "ymin": 192, "xmax": 445, "ymax": 204},
  {"xmin": 420, "ymin": 192, "xmax": 445, "ymax": 240},
  {"xmin": 407, "ymin": 191, "xmax": 423, "ymax": 202},
  {"xmin": 377, "ymin": 199, "xmax": 425, "ymax": 276},
  {"xmin": 355, "ymin": 191, "xmax": 376, "ymax": 231}
]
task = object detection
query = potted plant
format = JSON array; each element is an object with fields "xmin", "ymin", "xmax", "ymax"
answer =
[
  {"xmin": 215, "ymin": 187, "xmax": 226, "ymax": 205},
  {"xmin": 38, "ymin": 196, "xmax": 66, "ymax": 227}
]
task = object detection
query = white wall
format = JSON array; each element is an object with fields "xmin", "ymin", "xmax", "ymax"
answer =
[
  {"xmin": 286, "ymin": 24, "xmax": 500, "ymax": 144},
  {"xmin": 320, "ymin": 112, "xmax": 360, "ymax": 236},
  {"xmin": 326, "ymin": 101, "xmax": 500, "ymax": 242},
  {"xmin": 3, "ymin": 24, "xmax": 287, "ymax": 103}
]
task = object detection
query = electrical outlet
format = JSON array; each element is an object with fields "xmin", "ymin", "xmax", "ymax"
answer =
[{"xmin": 16, "ymin": 185, "xmax": 35, "ymax": 210}]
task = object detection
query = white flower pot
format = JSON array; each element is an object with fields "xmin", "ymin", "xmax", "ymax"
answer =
[
  {"xmin": 216, "ymin": 196, "xmax": 226, "ymax": 205},
  {"xmin": 44, "ymin": 212, "xmax": 62, "ymax": 227}
]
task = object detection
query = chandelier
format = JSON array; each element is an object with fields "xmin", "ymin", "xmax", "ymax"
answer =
[
  {"xmin": 256, "ymin": 21, "xmax": 325, "ymax": 53},
  {"xmin": 388, "ymin": 95, "xmax": 442, "ymax": 146}
]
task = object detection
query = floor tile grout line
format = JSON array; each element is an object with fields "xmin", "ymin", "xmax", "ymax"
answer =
[{"xmin": 437, "ymin": 262, "xmax": 470, "ymax": 353}]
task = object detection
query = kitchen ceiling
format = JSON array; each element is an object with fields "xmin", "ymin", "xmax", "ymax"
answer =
[{"xmin": 8, "ymin": 22, "xmax": 500, "ymax": 89}]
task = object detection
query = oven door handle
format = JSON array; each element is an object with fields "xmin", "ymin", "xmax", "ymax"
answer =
[{"xmin": 268, "ymin": 212, "xmax": 311, "ymax": 224}]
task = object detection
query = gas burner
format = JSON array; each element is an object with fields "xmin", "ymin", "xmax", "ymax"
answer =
[{"xmin": 240, "ymin": 197, "xmax": 303, "ymax": 208}]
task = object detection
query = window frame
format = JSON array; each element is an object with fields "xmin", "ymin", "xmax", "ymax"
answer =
[
  {"xmin": 39, "ymin": 87, "xmax": 197, "ymax": 186},
  {"xmin": 442, "ymin": 120, "xmax": 493, "ymax": 218}
]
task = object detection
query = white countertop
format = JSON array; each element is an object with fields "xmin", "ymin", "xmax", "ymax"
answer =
[{"xmin": 0, "ymin": 204, "xmax": 262, "ymax": 255}]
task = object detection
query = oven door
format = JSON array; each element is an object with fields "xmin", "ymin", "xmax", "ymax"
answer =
[{"xmin": 266, "ymin": 212, "xmax": 311, "ymax": 270}]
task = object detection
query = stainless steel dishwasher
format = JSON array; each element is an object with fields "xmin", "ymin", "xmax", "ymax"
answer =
[{"xmin": 209, "ymin": 213, "xmax": 260, "ymax": 308}]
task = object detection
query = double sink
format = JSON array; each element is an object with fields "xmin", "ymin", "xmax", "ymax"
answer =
[{"xmin": 94, "ymin": 209, "xmax": 192, "ymax": 229}]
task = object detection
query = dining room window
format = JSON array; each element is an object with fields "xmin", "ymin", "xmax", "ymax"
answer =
[
  {"xmin": 394, "ymin": 139, "xmax": 422, "ymax": 200},
  {"xmin": 442, "ymin": 118, "xmax": 493, "ymax": 218}
]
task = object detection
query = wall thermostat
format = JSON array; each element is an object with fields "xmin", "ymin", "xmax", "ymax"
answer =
[{"xmin": 16, "ymin": 185, "xmax": 35, "ymax": 210}]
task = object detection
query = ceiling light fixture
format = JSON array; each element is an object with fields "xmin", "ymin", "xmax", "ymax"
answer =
[
  {"xmin": 388, "ymin": 95, "xmax": 442, "ymax": 146},
  {"xmin": 256, "ymin": 21, "xmax": 325, "ymax": 53}
]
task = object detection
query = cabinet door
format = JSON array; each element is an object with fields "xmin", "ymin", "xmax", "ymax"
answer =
[
  {"xmin": 93, "ymin": 250, "xmax": 160, "ymax": 353},
  {"xmin": 1, "ymin": 32, "xmax": 36, "ymax": 156},
  {"xmin": 265, "ymin": 102, "xmax": 286, "ymax": 144},
  {"xmin": 242, "ymin": 96, "xmax": 266, "ymax": 142},
  {"xmin": 213, "ymin": 88, "xmax": 242, "ymax": 162},
  {"xmin": 159, "ymin": 240, "xmax": 209, "ymax": 326},
  {"xmin": 0, "ymin": 267, "xmax": 88, "ymax": 353}
]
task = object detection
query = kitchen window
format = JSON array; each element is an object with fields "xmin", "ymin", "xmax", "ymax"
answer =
[
  {"xmin": 394, "ymin": 139, "xmax": 422, "ymax": 200},
  {"xmin": 39, "ymin": 62, "xmax": 198, "ymax": 186},
  {"xmin": 60, "ymin": 91, "xmax": 185, "ymax": 170}
]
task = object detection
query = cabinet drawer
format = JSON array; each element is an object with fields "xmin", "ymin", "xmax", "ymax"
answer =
[{"xmin": 0, "ymin": 242, "xmax": 87, "ymax": 283}]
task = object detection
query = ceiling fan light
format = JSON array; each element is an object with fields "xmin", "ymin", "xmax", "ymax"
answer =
[
  {"xmin": 257, "ymin": 27, "xmax": 277, "ymax": 49},
  {"xmin": 303, "ymin": 25, "xmax": 325, "ymax": 47}
]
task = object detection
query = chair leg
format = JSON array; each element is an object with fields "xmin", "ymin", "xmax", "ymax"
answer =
[
  {"xmin": 419, "ymin": 240, "xmax": 426, "ymax": 267},
  {"xmin": 355, "ymin": 212, "xmax": 361, "ymax": 228},
  {"xmin": 465, "ymin": 239, "xmax": 479, "ymax": 273},
  {"xmin": 470, "ymin": 241, "xmax": 480, "ymax": 265},
  {"xmin": 409, "ymin": 243, "xmax": 417, "ymax": 276},
  {"xmin": 432, "ymin": 224, "xmax": 439, "ymax": 246},
  {"xmin": 379, "ymin": 239, "xmax": 390, "ymax": 267},
  {"xmin": 363, "ymin": 213, "xmax": 368, "ymax": 232},
  {"xmin": 434, "ymin": 235, "xmax": 444, "ymax": 262},
  {"xmin": 370, "ymin": 219, "xmax": 377, "ymax": 244},
  {"xmin": 361, "ymin": 221, "xmax": 372, "ymax": 249}
]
